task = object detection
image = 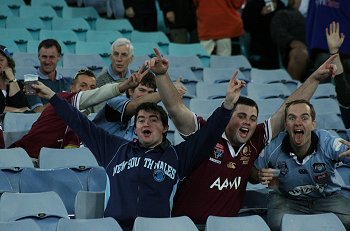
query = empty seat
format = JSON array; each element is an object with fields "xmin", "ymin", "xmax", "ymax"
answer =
[
  {"xmin": 75, "ymin": 41, "xmax": 111, "ymax": 64},
  {"xmin": 19, "ymin": 6, "xmax": 57, "ymax": 30},
  {"xmin": 39, "ymin": 147, "xmax": 99, "ymax": 169},
  {"xmin": 205, "ymin": 215, "xmax": 270, "ymax": 231},
  {"xmin": 247, "ymin": 82, "xmax": 291, "ymax": 101},
  {"xmin": 210, "ymin": 55, "xmax": 252, "ymax": 80},
  {"xmin": 3, "ymin": 112, "xmax": 41, "ymax": 147},
  {"xmin": 316, "ymin": 113, "xmax": 345, "ymax": 130},
  {"xmin": 312, "ymin": 83, "xmax": 337, "ymax": 99},
  {"xmin": 0, "ymin": 7, "xmax": 14, "ymax": 28},
  {"xmin": 203, "ymin": 67, "xmax": 249, "ymax": 84},
  {"xmin": 131, "ymin": 31, "xmax": 170, "ymax": 55},
  {"xmin": 16, "ymin": 66, "xmax": 37, "ymax": 81},
  {"xmin": 6, "ymin": 16, "xmax": 44, "ymax": 40},
  {"xmin": 196, "ymin": 82, "xmax": 227, "ymax": 99},
  {"xmin": 132, "ymin": 216, "xmax": 198, "ymax": 231},
  {"xmin": 74, "ymin": 191, "xmax": 105, "ymax": 219},
  {"xmin": 129, "ymin": 55, "xmax": 150, "ymax": 71},
  {"xmin": 133, "ymin": 42, "xmax": 162, "ymax": 57},
  {"xmin": 57, "ymin": 66, "xmax": 81, "ymax": 79},
  {"xmin": 0, "ymin": 191, "xmax": 69, "ymax": 231},
  {"xmin": 27, "ymin": 40, "xmax": 70, "ymax": 55},
  {"xmin": 169, "ymin": 43, "xmax": 210, "ymax": 67},
  {"xmin": 52, "ymin": 18, "xmax": 90, "ymax": 41},
  {"xmin": 281, "ymin": 213, "xmax": 346, "ymax": 231},
  {"xmin": 336, "ymin": 164, "xmax": 350, "ymax": 199},
  {"xmin": 0, "ymin": 39, "xmax": 20, "ymax": 54},
  {"xmin": 0, "ymin": 28, "xmax": 32, "ymax": 52},
  {"xmin": 62, "ymin": 54, "xmax": 106, "ymax": 73},
  {"xmin": 255, "ymin": 98, "xmax": 284, "ymax": 123},
  {"xmin": 310, "ymin": 98, "xmax": 341, "ymax": 115},
  {"xmin": 250, "ymin": 68, "xmax": 299, "ymax": 93},
  {"xmin": 96, "ymin": 18, "xmax": 133, "ymax": 39},
  {"xmin": 57, "ymin": 217, "xmax": 122, "ymax": 231},
  {"xmin": 167, "ymin": 67, "xmax": 198, "ymax": 97},
  {"xmin": 40, "ymin": 29, "xmax": 78, "ymax": 54},
  {"xmin": 189, "ymin": 99, "xmax": 223, "ymax": 116},
  {"xmin": 30, "ymin": 0, "xmax": 67, "ymax": 17},
  {"xmin": 62, "ymin": 6, "xmax": 99, "ymax": 29},
  {"xmin": 165, "ymin": 55, "xmax": 204, "ymax": 81},
  {"xmin": 12, "ymin": 52, "xmax": 39, "ymax": 67},
  {"xmin": 0, "ymin": 219, "xmax": 41, "ymax": 231},
  {"xmin": 86, "ymin": 30, "xmax": 123, "ymax": 44}
]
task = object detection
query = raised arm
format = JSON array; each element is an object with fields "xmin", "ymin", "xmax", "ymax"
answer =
[
  {"xmin": 270, "ymin": 54, "xmax": 338, "ymax": 138},
  {"xmin": 79, "ymin": 69, "xmax": 143, "ymax": 110},
  {"xmin": 326, "ymin": 21, "xmax": 350, "ymax": 107},
  {"xmin": 147, "ymin": 48, "xmax": 197, "ymax": 135}
]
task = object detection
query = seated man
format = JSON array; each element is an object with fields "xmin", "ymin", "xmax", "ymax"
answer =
[
  {"xmin": 253, "ymin": 99, "xmax": 350, "ymax": 230},
  {"xmin": 32, "ymin": 69, "xmax": 244, "ymax": 231},
  {"xmin": 9, "ymin": 69, "xmax": 142, "ymax": 158}
]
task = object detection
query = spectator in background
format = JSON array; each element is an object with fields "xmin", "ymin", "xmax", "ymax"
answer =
[
  {"xmin": 9, "ymin": 69, "xmax": 140, "ymax": 159},
  {"xmin": 94, "ymin": 38, "xmax": 134, "ymax": 112},
  {"xmin": 26, "ymin": 39, "xmax": 71, "ymax": 112},
  {"xmin": 242, "ymin": 0, "xmax": 286, "ymax": 69},
  {"xmin": 306, "ymin": 0, "xmax": 350, "ymax": 81},
  {"xmin": 253, "ymin": 99, "xmax": 350, "ymax": 230},
  {"xmin": 326, "ymin": 21, "xmax": 350, "ymax": 128},
  {"xmin": 194, "ymin": 0, "xmax": 245, "ymax": 56},
  {"xmin": 159, "ymin": 0, "xmax": 198, "ymax": 43},
  {"xmin": 93, "ymin": 69, "xmax": 159, "ymax": 140},
  {"xmin": 0, "ymin": 45, "xmax": 29, "ymax": 112},
  {"xmin": 123, "ymin": 0, "xmax": 158, "ymax": 32},
  {"xmin": 271, "ymin": 0, "xmax": 309, "ymax": 81}
]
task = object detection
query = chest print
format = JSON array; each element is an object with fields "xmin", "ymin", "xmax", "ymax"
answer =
[{"xmin": 239, "ymin": 145, "xmax": 251, "ymax": 165}]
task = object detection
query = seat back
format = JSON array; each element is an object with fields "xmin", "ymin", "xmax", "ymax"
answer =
[
  {"xmin": 189, "ymin": 98, "xmax": 223, "ymax": 116},
  {"xmin": 205, "ymin": 215, "xmax": 270, "ymax": 231},
  {"xmin": 74, "ymin": 191, "xmax": 105, "ymax": 219},
  {"xmin": 0, "ymin": 219, "xmax": 41, "ymax": 231},
  {"xmin": 57, "ymin": 217, "xmax": 122, "ymax": 231},
  {"xmin": 281, "ymin": 213, "xmax": 346, "ymax": 231},
  {"xmin": 0, "ymin": 191, "xmax": 69, "ymax": 231},
  {"xmin": 132, "ymin": 216, "xmax": 198, "ymax": 231}
]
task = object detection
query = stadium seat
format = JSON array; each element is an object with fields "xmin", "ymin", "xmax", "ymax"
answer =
[
  {"xmin": 4, "ymin": 1, "xmax": 24, "ymax": 16},
  {"xmin": 281, "ymin": 213, "xmax": 346, "ymax": 231},
  {"xmin": 132, "ymin": 216, "xmax": 198, "ymax": 231},
  {"xmin": 74, "ymin": 191, "xmax": 105, "ymax": 219},
  {"xmin": 196, "ymin": 82, "xmax": 227, "ymax": 99},
  {"xmin": 62, "ymin": 54, "xmax": 106, "ymax": 74},
  {"xmin": 312, "ymin": 83, "xmax": 337, "ymax": 99},
  {"xmin": 38, "ymin": 147, "xmax": 99, "ymax": 169},
  {"xmin": 0, "ymin": 191, "xmax": 69, "ymax": 231},
  {"xmin": 3, "ymin": 112, "xmax": 41, "ymax": 147},
  {"xmin": 189, "ymin": 98, "xmax": 223, "ymax": 116},
  {"xmin": 255, "ymin": 98, "xmax": 284, "ymax": 123},
  {"xmin": 0, "ymin": 219, "xmax": 41, "ymax": 231},
  {"xmin": 335, "ymin": 164, "xmax": 350, "ymax": 198},
  {"xmin": 30, "ymin": 0, "xmax": 67, "ymax": 17},
  {"xmin": 316, "ymin": 113, "xmax": 345, "ymax": 130},
  {"xmin": 0, "ymin": 39, "xmax": 20, "ymax": 54},
  {"xmin": 62, "ymin": 6, "xmax": 99, "ymax": 29},
  {"xmin": 86, "ymin": 30, "xmax": 123, "ymax": 44},
  {"xmin": 27, "ymin": 40, "xmax": 70, "ymax": 56},
  {"xmin": 40, "ymin": 29, "xmax": 78, "ymax": 54},
  {"xmin": 133, "ymin": 42, "xmax": 162, "ymax": 57},
  {"xmin": 250, "ymin": 68, "xmax": 299, "ymax": 93},
  {"xmin": 80, "ymin": 0, "xmax": 108, "ymax": 15},
  {"xmin": 0, "ymin": 7, "xmax": 14, "ymax": 28},
  {"xmin": 129, "ymin": 55, "xmax": 150, "ymax": 71},
  {"xmin": 169, "ymin": 43, "xmax": 210, "ymax": 67},
  {"xmin": 75, "ymin": 41, "xmax": 111, "ymax": 64},
  {"xmin": 131, "ymin": 31, "xmax": 170, "ymax": 55},
  {"xmin": 239, "ymin": 184, "xmax": 268, "ymax": 217},
  {"xmin": 57, "ymin": 67, "xmax": 81, "ymax": 79},
  {"xmin": 247, "ymin": 82, "xmax": 291, "ymax": 101},
  {"xmin": 165, "ymin": 55, "xmax": 204, "ymax": 81},
  {"xmin": 205, "ymin": 215, "xmax": 270, "ymax": 231},
  {"xmin": 5, "ymin": 16, "xmax": 44, "ymax": 40},
  {"xmin": 167, "ymin": 67, "xmax": 198, "ymax": 98},
  {"xmin": 210, "ymin": 55, "xmax": 252, "ymax": 80},
  {"xmin": 57, "ymin": 217, "xmax": 122, "ymax": 231},
  {"xmin": 310, "ymin": 98, "xmax": 341, "ymax": 116},
  {"xmin": 0, "ymin": 28, "xmax": 33, "ymax": 52},
  {"xmin": 12, "ymin": 52, "xmax": 39, "ymax": 68},
  {"xmin": 19, "ymin": 6, "xmax": 57, "ymax": 29},
  {"xmin": 96, "ymin": 18, "xmax": 133, "ymax": 39},
  {"xmin": 52, "ymin": 18, "xmax": 90, "ymax": 41},
  {"xmin": 203, "ymin": 67, "xmax": 249, "ymax": 84},
  {"xmin": 13, "ymin": 66, "xmax": 37, "ymax": 81}
]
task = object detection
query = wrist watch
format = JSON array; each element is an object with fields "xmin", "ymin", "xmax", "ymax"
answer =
[{"xmin": 9, "ymin": 79, "xmax": 17, "ymax": 83}]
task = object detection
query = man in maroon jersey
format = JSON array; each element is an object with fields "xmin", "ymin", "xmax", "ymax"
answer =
[{"xmin": 147, "ymin": 48, "xmax": 338, "ymax": 225}]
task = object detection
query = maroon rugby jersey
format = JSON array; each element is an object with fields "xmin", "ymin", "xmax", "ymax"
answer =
[
  {"xmin": 172, "ymin": 119, "xmax": 271, "ymax": 224},
  {"xmin": 9, "ymin": 92, "xmax": 80, "ymax": 158}
]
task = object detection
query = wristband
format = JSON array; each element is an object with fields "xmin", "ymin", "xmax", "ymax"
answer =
[{"xmin": 9, "ymin": 79, "xmax": 17, "ymax": 83}]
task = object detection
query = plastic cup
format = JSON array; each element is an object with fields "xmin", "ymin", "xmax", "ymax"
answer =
[
  {"xmin": 268, "ymin": 168, "xmax": 280, "ymax": 189},
  {"xmin": 24, "ymin": 74, "xmax": 38, "ymax": 95}
]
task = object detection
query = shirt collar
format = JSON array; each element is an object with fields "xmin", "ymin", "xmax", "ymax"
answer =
[
  {"xmin": 36, "ymin": 68, "xmax": 63, "ymax": 80},
  {"xmin": 222, "ymin": 132, "xmax": 245, "ymax": 158},
  {"xmin": 107, "ymin": 65, "xmax": 131, "ymax": 81}
]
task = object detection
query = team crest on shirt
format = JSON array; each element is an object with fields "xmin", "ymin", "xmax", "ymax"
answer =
[
  {"xmin": 240, "ymin": 146, "xmax": 251, "ymax": 164},
  {"xmin": 209, "ymin": 143, "xmax": 224, "ymax": 164},
  {"xmin": 153, "ymin": 169, "xmax": 165, "ymax": 182},
  {"xmin": 227, "ymin": 162, "xmax": 236, "ymax": 169},
  {"xmin": 313, "ymin": 163, "xmax": 326, "ymax": 173},
  {"xmin": 277, "ymin": 161, "xmax": 288, "ymax": 176},
  {"xmin": 314, "ymin": 172, "xmax": 329, "ymax": 184}
]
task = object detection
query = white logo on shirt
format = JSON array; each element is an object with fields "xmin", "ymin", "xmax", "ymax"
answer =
[{"xmin": 210, "ymin": 177, "xmax": 241, "ymax": 190}]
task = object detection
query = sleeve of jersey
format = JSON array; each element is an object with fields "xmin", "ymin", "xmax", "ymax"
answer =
[
  {"xmin": 174, "ymin": 105, "xmax": 232, "ymax": 178},
  {"xmin": 49, "ymin": 94, "xmax": 128, "ymax": 165}
]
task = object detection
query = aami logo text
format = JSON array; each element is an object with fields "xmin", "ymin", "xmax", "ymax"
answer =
[{"xmin": 210, "ymin": 177, "xmax": 241, "ymax": 190}]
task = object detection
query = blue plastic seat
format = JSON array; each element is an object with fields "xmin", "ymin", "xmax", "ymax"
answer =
[
  {"xmin": 2, "ymin": 0, "xmax": 24, "ymax": 16},
  {"xmin": 6, "ymin": 16, "xmax": 45, "ymax": 40},
  {"xmin": 57, "ymin": 218, "xmax": 122, "ymax": 231},
  {"xmin": 62, "ymin": 54, "xmax": 106, "ymax": 74},
  {"xmin": 86, "ymin": 30, "xmax": 123, "ymax": 44},
  {"xmin": 133, "ymin": 42, "xmax": 162, "ymax": 57},
  {"xmin": 205, "ymin": 215, "xmax": 270, "ymax": 231},
  {"xmin": 19, "ymin": 6, "xmax": 58, "ymax": 30},
  {"xmin": 0, "ymin": 28, "xmax": 33, "ymax": 52},
  {"xmin": 189, "ymin": 98, "xmax": 223, "ymax": 116},
  {"xmin": 312, "ymin": 83, "xmax": 337, "ymax": 99},
  {"xmin": 12, "ymin": 52, "xmax": 39, "ymax": 68},
  {"xmin": 40, "ymin": 29, "xmax": 78, "ymax": 54},
  {"xmin": 52, "ymin": 18, "xmax": 90, "ymax": 41},
  {"xmin": 75, "ymin": 41, "xmax": 111, "ymax": 64},
  {"xmin": 165, "ymin": 55, "xmax": 204, "ymax": 81},
  {"xmin": 196, "ymin": 82, "xmax": 227, "ymax": 99},
  {"xmin": 30, "ymin": 0, "xmax": 67, "ymax": 17},
  {"xmin": 169, "ymin": 42, "xmax": 210, "ymax": 67},
  {"xmin": 0, "ymin": 7, "xmax": 15, "ymax": 28},
  {"xmin": 62, "ymin": 6, "xmax": 100, "ymax": 29},
  {"xmin": 310, "ymin": 98, "xmax": 341, "ymax": 115},
  {"xmin": 96, "ymin": 18, "xmax": 133, "ymax": 39},
  {"xmin": 131, "ymin": 31, "xmax": 170, "ymax": 55},
  {"xmin": 210, "ymin": 55, "xmax": 252, "ymax": 80},
  {"xmin": 0, "ymin": 39, "xmax": 20, "ymax": 54},
  {"xmin": 27, "ymin": 40, "xmax": 70, "ymax": 56},
  {"xmin": 247, "ymin": 82, "xmax": 291, "ymax": 101},
  {"xmin": 133, "ymin": 216, "xmax": 198, "ymax": 231},
  {"xmin": 0, "ymin": 219, "xmax": 41, "ymax": 231}
]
